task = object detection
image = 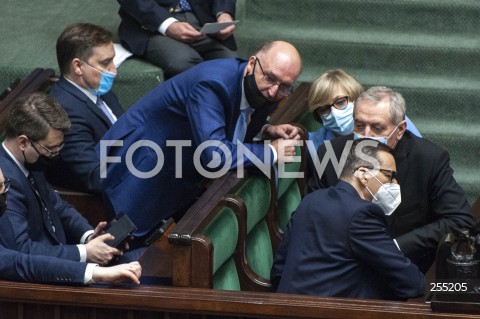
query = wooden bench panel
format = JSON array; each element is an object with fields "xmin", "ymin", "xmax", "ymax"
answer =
[{"xmin": 0, "ymin": 280, "xmax": 476, "ymax": 318}]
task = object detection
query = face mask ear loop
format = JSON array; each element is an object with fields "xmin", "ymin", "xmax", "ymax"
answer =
[
  {"xmin": 362, "ymin": 170, "xmax": 378, "ymax": 201},
  {"xmin": 365, "ymin": 184, "xmax": 378, "ymax": 202}
]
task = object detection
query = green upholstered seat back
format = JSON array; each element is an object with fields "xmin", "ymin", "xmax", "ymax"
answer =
[
  {"xmin": 235, "ymin": 175, "xmax": 272, "ymax": 279},
  {"xmin": 276, "ymin": 180, "xmax": 301, "ymax": 232},
  {"xmin": 245, "ymin": 220, "xmax": 272, "ymax": 279},
  {"xmin": 298, "ymin": 112, "xmax": 322, "ymax": 133},
  {"xmin": 276, "ymin": 144, "xmax": 304, "ymax": 232},
  {"xmin": 202, "ymin": 207, "xmax": 240, "ymax": 291}
]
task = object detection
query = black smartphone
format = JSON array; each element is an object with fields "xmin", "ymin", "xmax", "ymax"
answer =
[{"xmin": 105, "ymin": 214, "xmax": 137, "ymax": 248}]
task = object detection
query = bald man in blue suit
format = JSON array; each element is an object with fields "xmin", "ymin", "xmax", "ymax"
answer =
[{"xmin": 99, "ymin": 41, "xmax": 302, "ymax": 237}]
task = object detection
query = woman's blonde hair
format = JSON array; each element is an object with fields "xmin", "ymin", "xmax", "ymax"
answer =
[{"xmin": 308, "ymin": 69, "xmax": 364, "ymax": 118}]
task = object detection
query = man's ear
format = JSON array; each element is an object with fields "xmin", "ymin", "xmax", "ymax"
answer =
[
  {"xmin": 245, "ymin": 56, "xmax": 256, "ymax": 75},
  {"xmin": 395, "ymin": 120, "xmax": 407, "ymax": 140},
  {"xmin": 353, "ymin": 167, "xmax": 369, "ymax": 185},
  {"xmin": 71, "ymin": 58, "xmax": 84, "ymax": 76},
  {"xmin": 17, "ymin": 135, "xmax": 29, "ymax": 151}
]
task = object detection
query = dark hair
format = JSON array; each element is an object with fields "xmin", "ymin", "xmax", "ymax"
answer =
[
  {"xmin": 56, "ymin": 23, "xmax": 113, "ymax": 74},
  {"xmin": 340, "ymin": 138, "xmax": 395, "ymax": 180},
  {"xmin": 5, "ymin": 92, "xmax": 71, "ymax": 140}
]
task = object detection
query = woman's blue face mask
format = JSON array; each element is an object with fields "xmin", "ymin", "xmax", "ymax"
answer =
[{"xmin": 321, "ymin": 102, "xmax": 354, "ymax": 135}]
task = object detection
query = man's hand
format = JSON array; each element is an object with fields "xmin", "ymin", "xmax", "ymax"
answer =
[
  {"xmin": 271, "ymin": 138, "xmax": 300, "ymax": 163},
  {"xmin": 214, "ymin": 13, "xmax": 235, "ymax": 40},
  {"xmin": 87, "ymin": 221, "xmax": 108, "ymax": 242},
  {"xmin": 166, "ymin": 22, "xmax": 203, "ymax": 42},
  {"xmin": 92, "ymin": 261, "xmax": 142, "ymax": 285},
  {"xmin": 85, "ymin": 233, "xmax": 122, "ymax": 265},
  {"xmin": 265, "ymin": 124, "xmax": 301, "ymax": 140}
]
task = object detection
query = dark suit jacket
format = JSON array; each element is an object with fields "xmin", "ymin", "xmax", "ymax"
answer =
[
  {"xmin": 1, "ymin": 146, "xmax": 93, "ymax": 261},
  {"xmin": 117, "ymin": 0, "xmax": 237, "ymax": 56},
  {"xmin": 98, "ymin": 58, "xmax": 276, "ymax": 236},
  {"xmin": 0, "ymin": 214, "xmax": 86, "ymax": 284},
  {"xmin": 47, "ymin": 76, "xmax": 124, "ymax": 193},
  {"xmin": 306, "ymin": 132, "xmax": 477, "ymax": 273},
  {"xmin": 271, "ymin": 181, "xmax": 424, "ymax": 300}
]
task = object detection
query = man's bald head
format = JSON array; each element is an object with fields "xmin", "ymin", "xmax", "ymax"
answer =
[{"xmin": 255, "ymin": 41, "xmax": 302, "ymax": 83}]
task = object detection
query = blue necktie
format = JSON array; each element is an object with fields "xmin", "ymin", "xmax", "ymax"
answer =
[
  {"xmin": 233, "ymin": 108, "xmax": 253, "ymax": 144},
  {"xmin": 97, "ymin": 96, "xmax": 116, "ymax": 124},
  {"xmin": 179, "ymin": 0, "xmax": 192, "ymax": 11}
]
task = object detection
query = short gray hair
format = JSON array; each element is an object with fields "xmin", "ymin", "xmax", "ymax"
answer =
[{"xmin": 355, "ymin": 86, "xmax": 406, "ymax": 125}]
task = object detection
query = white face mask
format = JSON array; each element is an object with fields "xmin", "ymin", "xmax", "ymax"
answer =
[{"xmin": 365, "ymin": 172, "xmax": 402, "ymax": 216}]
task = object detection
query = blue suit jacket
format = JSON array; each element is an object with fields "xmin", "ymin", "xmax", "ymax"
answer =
[
  {"xmin": 1, "ymin": 146, "xmax": 93, "ymax": 261},
  {"xmin": 117, "ymin": 0, "xmax": 237, "ymax": 56},
  {"xmin": 0, "ymin": 214, "xmax": 86, "ymax": 284},
  {"xmin": 98, "ymin": 58, "xmax": 276, "ymax": 235},
  {"xmin": 47, "ymin": 76, "xmax": 124, "ymax": 193},
  {"xmin": 271, "ymin": 181, "xmax": 424, "ymax": 300}
]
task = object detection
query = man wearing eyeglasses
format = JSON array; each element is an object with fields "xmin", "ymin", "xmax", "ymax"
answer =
[
  {"xmin": 272, "ymin": 139, "xmax": 424, "ymax": 300},
  {"xmin": 0, "ymin": 168, "xmax": 142, "ymax": 285},
  {"xmin": 307, "ymin": 86, "xmax": 476, "ymax": 274},
  {"xmin": 99, "ymin": 40, "xmax": 302, "ymax": 239},
  {"xmin": 0, "ymin": 92, "xmax": 126, "ymax": 267}
]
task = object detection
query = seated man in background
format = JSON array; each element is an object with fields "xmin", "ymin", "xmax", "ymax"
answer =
[
  {"xmin": 0, "ymin": 167, "xmax": 141, "ymax": 285},
  {"xmin": 272, "ymin": 139, "xmax": 424, "ymax": 300},
  {"xmin": 307, "ymin": 86, "xmax": 477, "ymax": 273},
  {"xmin": 117, "ymin": 0, "xmax": 237, "ymax": 80},
  {"xmin": 2, "ymin": 92, "xmax": 125, "ymax": 266},
  {"xmin": 47, "ymin": 23, "xmax": 124, "ymax": 194},
  {"xmin": 99, "ymin": 41, "xmax": 302, "ymax": 240}
]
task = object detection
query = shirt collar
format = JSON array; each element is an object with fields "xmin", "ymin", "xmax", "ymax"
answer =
[
  {"xmin": 64, "ymin": 76, "xmax": 98, "ymax": 104},
  {"xmin": 2, "ymin": 142, "xmax": 29, "ymax": 177}
]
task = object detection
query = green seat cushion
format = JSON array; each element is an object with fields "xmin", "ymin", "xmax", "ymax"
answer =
[
  {"xmin": 277, "ymin": 182, "xmax": 301, "ymax": 232},
  {"xmin": 298, "ymin": 112, "xmax": 322, "ymax": 132},
  {"xmin": 236, "ymin": 176, "xmax": 271, "ymax": 234},
  {"xmin": 203, "ymin": 207, "xmax": 238, "ymax": 275},
  {"xmin": 246, "ymin": 220, "xmax": 273, "ymax": 279},
  {"xmin": 212, "ymin": 258, "xmax": 240, "ymax": 291}
]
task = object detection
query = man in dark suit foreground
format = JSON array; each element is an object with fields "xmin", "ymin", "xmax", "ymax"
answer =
[
  {"xmin": 0, "ymin": 167, "xmax": 141, "ymax": 285},
  {"xmin": 307, "ymin": 86, "xmax": 476, "ymax": 273},
  {"xmin": 47, "ymin": 23, "xmax": 124, "ymax": 194},
  {"xmin": 272, "ymin": 139, "xmax": 424, "ymax": 300},
  {"xmin": 1, "ymin": 92, "xmax": 127, "ymax": 266},
  {"xmin": 99, "ymin": 41, "xmax": 302, "ymax": 237}
]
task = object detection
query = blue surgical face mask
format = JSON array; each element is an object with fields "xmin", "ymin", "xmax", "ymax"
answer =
[
  {"xmin": 83, "ymin": 62, "xmax": 116, "ymax": 96},
  {"xmin": 321, "ymin": 102, "xmax": 354, "ymax": 135},
  {"xmin": 353, "ymin": 124, "xmax": 399, "ymax": 145}
]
